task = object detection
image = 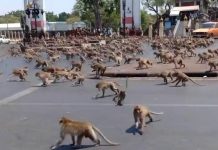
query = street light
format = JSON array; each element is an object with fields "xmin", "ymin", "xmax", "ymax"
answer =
[{"xmin": 122, "ymin": 0, "xmax": 126, "ymax": 38}]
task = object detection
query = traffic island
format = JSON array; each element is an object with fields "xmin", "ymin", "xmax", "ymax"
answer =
[{"xmin": 103, "ymin": 58, "xmax": 218, "ymax": 77}]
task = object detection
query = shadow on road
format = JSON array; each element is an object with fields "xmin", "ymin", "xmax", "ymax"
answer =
[
  {"xmin": 125, "ymin": 124, "xmax": 141, "ymax": 135},
  {"xmin": 94, "ymin": 94, "xmax": 115, "ymax": 100},
  {"xmin": 56, "ymin": 144, "xmax": 96, "ymax": 150}
]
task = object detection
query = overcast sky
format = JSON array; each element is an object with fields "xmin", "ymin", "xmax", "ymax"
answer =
[{"xmin": 0, "ymin": 0, "xmax": 76, "ymax": 15}]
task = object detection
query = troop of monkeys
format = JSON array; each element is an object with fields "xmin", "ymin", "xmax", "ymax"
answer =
[
  {"xmin": 151, "ymin": 37, "xmax": 218, "ymax": 73},
  {"xmin": 7, "ymin": 36, "xmax": 214, "ymax": 149}
]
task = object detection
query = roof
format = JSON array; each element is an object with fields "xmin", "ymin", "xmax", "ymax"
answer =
[
  {"xmin": 0, "ymin": 23, "xmax": 22, "ymax": 31},
  {"xmin": 170, "ymin": 5, "xmax": 199, "ymax": 16}
]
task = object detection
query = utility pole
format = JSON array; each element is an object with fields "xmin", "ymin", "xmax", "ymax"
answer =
[{"xmin": 122, "ymin": 0, "xmax": 126, "ymax": 38}]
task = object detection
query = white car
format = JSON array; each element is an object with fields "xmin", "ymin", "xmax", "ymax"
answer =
[{"xmin": 0, "ymin": 35, "xmax": 10, "ymax": 44}]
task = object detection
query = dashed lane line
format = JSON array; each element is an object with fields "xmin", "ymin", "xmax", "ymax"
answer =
[{"xmin": 0, "ymin": 84, "xmax": 40, "ymax": 106}]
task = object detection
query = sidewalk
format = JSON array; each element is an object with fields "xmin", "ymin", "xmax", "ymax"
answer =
[
  {"xmin": 104, "ymin": 58, "xmax": 218, "ymax": 77},
  {"xmin": 0, "ymin": 44, "xmax": 11, "ymax": 58}
]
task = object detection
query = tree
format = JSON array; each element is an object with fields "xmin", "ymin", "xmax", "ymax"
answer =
[
  {"xmin": 141, "ymin": 0, "xmax": 173, "ymax": 18},
  {"xmin": 8, "ymin": 10, "xmax": 24, "ymax": 18},
  {"xmin": 74, "ymin": 0, "xmax": 120, "ymax": 29},
  {"xmin": 46, "ymin": 12, "xmax": 58, "ymax": 22},
  {"xmin": 141, "ymin": 11, "xmax": 153, "ymax": 31},
  {"xmin": 58, "ymin": 12, "xmax": 71, "ymax": 21},
  {"xmin": 66, "ymin": 15, "xmax": 80, "ymax": 23}
]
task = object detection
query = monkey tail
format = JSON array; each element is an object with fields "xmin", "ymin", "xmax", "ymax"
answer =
[
  {"xmin": 92, "ymin": 126, "xmax": 120, "ymax": 146},
  {"xmin": 149, "ymin": 111, "xmax": 164, "ymax": 115},
  {"xmin": 188, "ymin": 78, "xmax": 204, "ymax": 86}
]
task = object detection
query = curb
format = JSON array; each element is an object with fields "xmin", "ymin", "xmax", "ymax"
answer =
[{"xmin": 103, "ymin": 72, "xmax": 218, "ymax": 78}]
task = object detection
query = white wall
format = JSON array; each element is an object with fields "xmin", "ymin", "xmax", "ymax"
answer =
[{"xmin": 120, "ymin": 0, "xmax": 141, "ymax": 29}]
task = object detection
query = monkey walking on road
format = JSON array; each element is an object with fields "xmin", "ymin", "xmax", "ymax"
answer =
[
  {"xmin": 50, "ymin": 117, "xmax": 119, "ymax": 150},
  {"xmin": 171, "ymin": 70, "xmax": 202, "ymax": 86},
  {"xmin": 112, "ymin": 90, "xmax": 126, "ymax": 106},
  {"xmin": 95, "ymin": 80, "xmax": 120, "ymax": 98},
  {"xmin": 133, "ymin": 105, "xmax": 163, "ymax": 135}
]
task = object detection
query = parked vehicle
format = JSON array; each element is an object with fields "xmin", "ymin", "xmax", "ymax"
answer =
[
  {"xmin": 0, "ymin": 35, "xmax": 10, "ymax": 44},
  {"xmin": 192, "ymin": 22, "xmax": 218, "ymax": 38}
]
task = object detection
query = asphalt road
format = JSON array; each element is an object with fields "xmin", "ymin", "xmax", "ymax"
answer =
[{"xmin": 0, "ymin": 43, "xmax": 218, "ymax": 150}]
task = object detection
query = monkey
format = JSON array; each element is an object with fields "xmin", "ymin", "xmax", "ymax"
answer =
[
  {"xmin": 95, "ymin": 80, "xmax": 120, "ymax": 98},
  {"xmin": 123, "ymin": 55, "xmax": 137, "ymax": 64},
  {"xmin": 133, "ymin": 105, "xmax": 163, "ymax": 135},
  {"xmin": 197, "ymin": 53, "xmax": 208, "ymax": 64},
  {"xmin": 136, "ymin": 58, "xmax": 152, "ymax": 70},
  {"xmin": 35, "ymin": 71, "xmax": 53, "ymax": 87},
  {"xmin": 156, "ymin": 70, "xmax": 175, "ymax": 84},
  {"xmin": 50, "ymin": 117, "xmax": 119, "ymax": 150},
  {"xmin": 171, "ymin": 70, "xmax": 202, "ymax": 86},
  {"xmin": 186, "ymin": 48, "xmax": 196, "ymax": 57},
  {"xmin": 9, "ymin": 67, "xmax": 28, "ymax": 81},
  {"xmin": 153, "ymin": 52, "xmax": 161, "ymax": 61},
  {"xmin": 42, "ymin": 66, "xmax": 67, "ymax": 73},
  {"xmin": 112, "ymin": 90, "xmax": 126, "ymax": 106},
  {"xmin": 23, "ymin": 53, "xmax": 34, "ymax": 63},
  {"xmin": 91, "ymin": 63, "xmax": 107, "ymax": 78},
  {"xmin": 52, "ymin": 70, "xmax": 73, "ymax": 82},
  {"xmin": 49, "ymin": 54, "xmax": 61, "ymax": 62},
  {"xmin": 35, "ymin": 59, "xmax": 49, "ymax": 69},
  {"xmin": 208, "ymin": 60, "xmax": 218, "ymax": 72},
  {"xmin": 71, "ymin": 60, "xmax": 83, "ymax": 71},
  {"xmin": 72, "ymin": 74, "xmax": 85, "ymax": 86},
  {"xmin": 172, "ymin": 57, "xmax": 185, "ymax": 69}
]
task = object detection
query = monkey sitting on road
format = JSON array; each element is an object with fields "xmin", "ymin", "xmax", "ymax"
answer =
[
  {"xmin": 133, "ymin": 105, "xmax": 163, "ymax": 135},
  {"xmin": 95, "ymin": 80, "xmax": 120, "ymax": 98},
  {"xmin": 35, "ymin": 71, "xmax": 53, "ymax": 87},
  {"xmin": 171, "ymin": 70, "xmax": 202, "ymax": 86},
  {"xmin": 50, "ymin": 117, "xmax": 119, "ymax": 150},
  {"xmin": 9, "ymin": 67, "xmax": 28, "ymax": 81},
  {"xmin": 112, "ymin": 90, "xmax": 126, "ymax": 106}
]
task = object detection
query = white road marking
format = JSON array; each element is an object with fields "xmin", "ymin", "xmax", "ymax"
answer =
[
  {"xmin": 4, "ymin": 102, "xmax": 218, "ymax": 108},
  {"xmin": 0, "ymin": 84, "xmax": 41, "ymax": 106}
]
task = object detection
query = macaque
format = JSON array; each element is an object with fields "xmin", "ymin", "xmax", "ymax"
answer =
[
  {"xmin": 112, "ymin": 90, "xmax": 126, "ymax": 106},
  {"xmin": 35, "ymin": 71, "xmax": 53, "ymax": 87},
  {"xmin": 171, "ymin": 70, "xmax": 202, "ymax": 86},
  {"xmin": 50, "ymin": 117, "xmax": 119, "ymax": 150},
  {"xmin": 95, "ymin": 80, "xmax": 120, "ymax": 98},
  {"xmin": 133, "ymin": 105, "xmax": 163, "ymax": 135}
]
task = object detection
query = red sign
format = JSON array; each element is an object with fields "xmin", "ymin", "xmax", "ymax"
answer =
[
  {"xmin": 31, "ymin": 20, "xmax": 44, "ymax": 28},
  {"xmin": 123, "ymin": 17, "xmax": 133, "ymax": 24}
]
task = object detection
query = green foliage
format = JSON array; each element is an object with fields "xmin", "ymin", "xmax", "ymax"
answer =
[
  {"xmin": 66, "ymin": 16, "xmax": 81, "ymax": 23},
  {"xmin": 0, "ymin": 10, "xmax": 24, "ymax": 23},
  {"xmin": 46, "ymin": 12, "xmax": 58, "ymax": 22},
  {"xmin": 58, "ymin": 12, "xmax": 71, "ymax": 21},
  {"xmin": 74, "ymin": 0, "xmax": 121, "ymax": 29},
  {"xmin": 141, "ymin": 11, "xmax": 153, "ymax": 31}
]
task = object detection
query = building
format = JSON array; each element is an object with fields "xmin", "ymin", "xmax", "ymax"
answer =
[{"xmin": 0, "ymin": 21, "xmax": 87, "ymax": 39}]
